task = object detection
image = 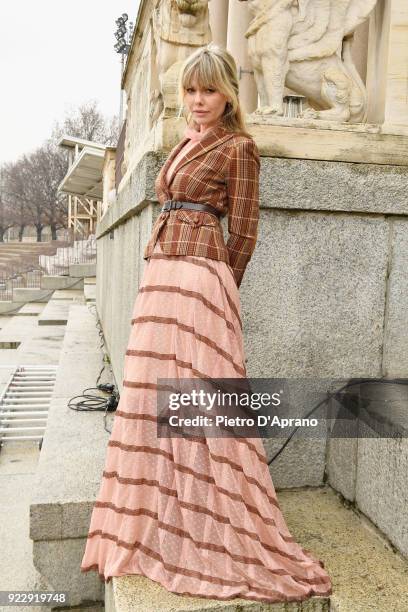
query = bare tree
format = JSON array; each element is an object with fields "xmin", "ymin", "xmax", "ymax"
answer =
[
  {"xmin": 51, "ymin": 99, "xmax": 119, "ymax": 146},
  {"xmin": 25, "ymin": 144, "xmax": 68, "ymax": 241},
  {"xmin": 1, "ymin": 100, "xmax": 119, "ymax": 242},
  {"xmin": 1, "ymin": 160, "xmax": 32, "ymax": 241},
  {"xmin": 0, "ymin": 189, "xmax": 16, "ymax": 243},
  {"xmin": 2, "ymin": 154, "xmax": 46, "ymax": 242}
]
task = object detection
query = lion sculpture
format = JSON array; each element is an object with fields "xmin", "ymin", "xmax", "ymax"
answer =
[
  {"xmin": 244, "ymin": 0, "xmax": 378, "ymax": 123},
  {"xmin": 150, "ymin": 0, "xmax": 211, "ymax": 121}
]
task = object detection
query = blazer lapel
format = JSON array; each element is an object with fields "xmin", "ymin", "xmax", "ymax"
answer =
[
  {"xmin": 160, "ymin": 124, "xmax": 234, "ymax": 194},
  {"xmin": 159, "ymin": 136, "xmax": 190, "ymax": 189}
]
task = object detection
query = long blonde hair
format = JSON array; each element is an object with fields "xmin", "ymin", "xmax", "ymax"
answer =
[{"xmin": 178, "ymin": 43, "xmax": 252, "ymax": 139}]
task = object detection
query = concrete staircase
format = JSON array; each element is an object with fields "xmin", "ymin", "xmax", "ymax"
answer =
[
  {"xmin": 0, "ymin": 284, "xmax": 100, "ymax": 611},
  {"xmin": 0, "ymin": 262, "xmax": 94, "ymax": 314},
  {"xmin": 0, "ymin": 365, "xmax": 57, "ymax": 444}
]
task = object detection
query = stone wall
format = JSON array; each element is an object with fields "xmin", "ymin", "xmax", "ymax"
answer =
[{"xmin": 96, "ymin": 151, "xmax": 408, "ymax": 557}]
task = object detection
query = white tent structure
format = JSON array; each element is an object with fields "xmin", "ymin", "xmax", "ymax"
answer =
[{"xmin": 58, "ymin": 136, "xmax": 106, "ymax": 236}]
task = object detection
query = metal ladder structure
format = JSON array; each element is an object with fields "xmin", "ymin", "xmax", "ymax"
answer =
[{"xmin": 0, "ymin": 365, "xmax": 58, "ymax": 448}]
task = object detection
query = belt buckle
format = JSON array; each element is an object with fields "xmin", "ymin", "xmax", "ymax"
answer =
[{"xmin": 163, "ymin": 200, "xmax": 183, "ymax": 212}]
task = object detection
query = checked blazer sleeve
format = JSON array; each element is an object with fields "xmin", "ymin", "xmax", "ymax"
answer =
[{"xmin": 226, "ymin": 138, "xmax": 260, "ymax": 288}]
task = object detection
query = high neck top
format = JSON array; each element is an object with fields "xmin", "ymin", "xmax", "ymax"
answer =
[
  {"xmin": 183, "ymin": 120, "xmax": 224, "ymax": 142},
  {"xmin": 183, "ymin": 126, "xmax": 205, "ymax": 142}
]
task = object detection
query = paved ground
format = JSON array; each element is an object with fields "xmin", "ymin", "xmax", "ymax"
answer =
[
  {"xmin": 0, "ymin": 294, "xmax": 84, "ymax": 611},
  {"xmin": 0, "ymin": 302, "xmax": 66, "ymax": 367},
  {"xmin": 0, "ymin": 442, "xmax": 50, "ymax": 612}
]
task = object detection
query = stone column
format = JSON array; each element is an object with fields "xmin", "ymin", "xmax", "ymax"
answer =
[
  {"xmin": 351, "ymin": 21, "xmax": 370, "ymax": 84},
  {"xmin": 226, "ymin": 0, "xmax": 258, "ymax": 113},
  {"xmin": 209, "ymin": 0, "xmax": 229, "ymax": 47},
  {"xmin": 366, "ymin": 0, "xmax": 408, "ymax": 126}
]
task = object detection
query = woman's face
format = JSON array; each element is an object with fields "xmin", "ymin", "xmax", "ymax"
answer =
[{"xmin": 184, "ymin": 78, "xmax": 229, "ymax": 131}]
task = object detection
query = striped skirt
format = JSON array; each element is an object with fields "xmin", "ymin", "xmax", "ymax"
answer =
[{"xmin": 80, "ymin": 240, "xmax": 333, "ymax": 604}]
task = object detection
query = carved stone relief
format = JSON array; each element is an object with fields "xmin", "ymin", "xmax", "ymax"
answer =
[
  {"xmin": 244, "ymin": 0, "xmax": 378, "ymax": 123},
  {"xmin": 151, "ymin": 0, "xmax": 212, "ymax": 117}
]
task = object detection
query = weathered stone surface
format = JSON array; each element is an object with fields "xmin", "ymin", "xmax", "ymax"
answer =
[
  {"xmin": 356, "ymin": 436, "xmax": 408, "ymax": 557},
  {"xmin": 383, "ymin": 220, "xmax": 408, "ymax": 375},
  {"xmin": 258, "ymin": 156, "xmax": 408, "ymax": 213},
  {"xmin": 245, "ymin": 210, "xmax": 387, "ymax": 379}
]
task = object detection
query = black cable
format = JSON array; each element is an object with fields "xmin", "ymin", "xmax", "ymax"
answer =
[
  {"xmin": 267, "ymin": 376, "xmax": 408, "ymax": 465},
  {"xmin": 68, "ymin": 385, "xmax": 119, "ymax": 434},
  {"xmin": 65, "ymin": 302, "xmax": 119, "ymax": 433}
]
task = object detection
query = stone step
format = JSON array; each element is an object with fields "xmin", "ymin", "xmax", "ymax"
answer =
[
  {"xmin": 30, "ymin": 304, "xmax": 113, "ymax": 608},
  {"xmin": 105, "ymin": 484, "xmax": 408, "ymax": 612},
  {"xmin": 13, "ymin": 288, "xmax": 51, "ymax": 303},
  {"xmin": 37, "ymin": 299, "xmax": 72, "ymax": 326},
  {"xmin": 15, "ymin": 302, "xmax": 45, "ymax": 316},
  {"xmin": 41, "ymin": 275, "xmax": 84, "ymax": 290},
  {"xmin": 0, "ymin": 444, "xmax": 52, "ymax": 612},
  {"xmin": 69, "ymin": 263, "xmax": 96, "ymax": 278},
  {"xmin": 84, "ymin": 283, "xmax": 96, "ymax": 302},
  {"xmin": 51, "ymin": 289, "xmax": 84, "ymax": 302},
  {"xmin": 105, "ymin": 575, "xmax": 329, "ymax": 612},
  {"xmin": 0, "ymin": 301, "xmax": 24, "ymax": 314}
]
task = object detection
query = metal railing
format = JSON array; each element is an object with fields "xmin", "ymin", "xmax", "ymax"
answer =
[
  {"xmin": 0, "ymin": 365, "xmax": 58, "ymax": 446},
  {"xmin": 0, "ymin": 237, "xmax": 96, "ymax": 302},
  {"xmin": 39, "ymin": 236, "xmax": 96, "ymax": 275}
]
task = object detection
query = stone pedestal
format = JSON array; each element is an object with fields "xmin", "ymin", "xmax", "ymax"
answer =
[{"xmin": 245, "ymin": 116, "xmax": 408, "ymax": 166}]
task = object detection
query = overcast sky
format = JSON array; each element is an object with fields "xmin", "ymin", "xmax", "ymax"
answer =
[{"xmin": 0, "ymin": 0, "xmax": 140, "ymax": 165}]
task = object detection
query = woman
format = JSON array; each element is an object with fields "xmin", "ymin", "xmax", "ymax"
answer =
[{"xmin": 80, "ymin": 43, "xmax": 333, "ymax": 604}]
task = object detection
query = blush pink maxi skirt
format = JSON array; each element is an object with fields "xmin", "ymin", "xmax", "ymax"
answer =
[{"xmin": 80, "ymin": 240, "xmax": 333, "ymax": 605}]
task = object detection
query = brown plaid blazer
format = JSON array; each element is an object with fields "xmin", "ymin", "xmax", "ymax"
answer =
[{"xmin": 143, "ymin": 123, "xmax": 260, "ymax": 288}]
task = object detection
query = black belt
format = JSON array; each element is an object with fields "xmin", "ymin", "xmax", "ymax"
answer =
[{"xmin": 161, "ymin": 200, "xmax": 221, "ymax": 219}]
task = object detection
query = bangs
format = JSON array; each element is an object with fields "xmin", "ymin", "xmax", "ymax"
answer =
[
  {"xmin": 177, "ymin": 42, "xmax": 248, "ymax": 136},
  {"xmin": 181, "ymin": 55, "xmax": 222, "ymax": 91}
]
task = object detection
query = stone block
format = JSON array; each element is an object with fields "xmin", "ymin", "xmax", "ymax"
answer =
[
  {"xmin": 41, "ymin": 276, "xmax": 84, "ymax": 290},
  {"xmin": 69, "ymin": 263, "xmax": 96, "ymax": 278},
  {"xmin": 13, "ymin": 289, "xmax": 50, "ymax": 303},
  {"xmin": 33, "ymin": 539, "xmax": 104, "ymax": 607}
]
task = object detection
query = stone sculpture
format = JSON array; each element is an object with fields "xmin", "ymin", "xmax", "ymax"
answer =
[
  {"xmin": 244, "ymin": 0, "xmax": 378, "ymax": 123},
  {"xmin": 151, "ymin": 0, "xmax": 212, "ymax": 120}
]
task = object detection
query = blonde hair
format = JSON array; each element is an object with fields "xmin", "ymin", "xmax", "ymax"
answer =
[{"xmin": 178, "ymin": 43, "xmax": 252, "ymax": 138}]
